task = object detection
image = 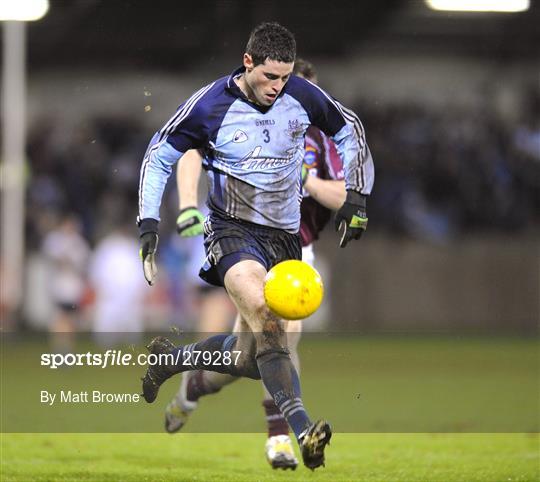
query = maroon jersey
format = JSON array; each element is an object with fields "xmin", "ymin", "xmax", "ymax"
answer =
[{"xmin": 299, "ymin": 126, "xmax": 344, "ymax": 247}]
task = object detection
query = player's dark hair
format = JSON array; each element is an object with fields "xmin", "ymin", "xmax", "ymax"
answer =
[
  {"xmin": 245, "ymin": 22, "xmax": 296, "ymax": 66},
  {"xmin": 293, "ymin": 58, "xmax": 317, "ymax": 81}
]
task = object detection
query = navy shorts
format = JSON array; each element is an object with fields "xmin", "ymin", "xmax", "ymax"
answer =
[{"xmin": 199, "ymin": 211, "xmax": 302, "ymax": 287}]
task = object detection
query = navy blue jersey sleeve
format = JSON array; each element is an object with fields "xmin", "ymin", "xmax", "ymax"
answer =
[
  {"xmin": 285, "ymin": 76, "xmax": 374, "ymax": 195},
  {"xmin": 138, "ymin": 80, "xmax": 232, "ymax": 221}
]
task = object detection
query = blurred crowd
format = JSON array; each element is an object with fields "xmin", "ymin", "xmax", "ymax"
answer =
[
  {"xmin": 359, "ymin": 91, "xmax": 540, "ymax": 241},
  {"xmin": 7, "ymin": 92, "xmax": 540, "ymax": 332}
]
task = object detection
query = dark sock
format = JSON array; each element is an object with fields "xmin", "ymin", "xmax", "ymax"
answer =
[
  {"xmin": 262, "ymin": 399, "xmax": 289, "ymax": 437},
  {"xmin": 256, "ymin": 350, "xmax": 311, "ymax": 440},
  {"xmin": 185, "ymin": 370, "xmax": 222, "ymax": 402},
  {"xmin": 171, "ymin": 334, "xmax": 238, "ymax": 375}
]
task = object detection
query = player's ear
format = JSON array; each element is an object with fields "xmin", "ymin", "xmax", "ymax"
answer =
[{"xmin": 243, "ymin": 53, "xmax": 254, "ymax": 72}]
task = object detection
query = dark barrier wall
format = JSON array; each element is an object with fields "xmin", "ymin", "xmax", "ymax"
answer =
[{"xmin": 317, "ymin": 234, "xmax": 539, "ymax": 333}]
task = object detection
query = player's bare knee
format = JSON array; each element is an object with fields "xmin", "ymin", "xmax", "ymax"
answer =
[{"xmin": 238, "ymin": 298, "xmax": 281, "ymax": 332}]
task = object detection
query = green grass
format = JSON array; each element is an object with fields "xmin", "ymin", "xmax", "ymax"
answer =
[{"xmin": 1, "ymin": 433, "xmax": 538, "ymax": 481}]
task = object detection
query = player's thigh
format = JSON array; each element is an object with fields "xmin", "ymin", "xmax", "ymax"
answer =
[
  {"xmin": 223, "ymin": 259, "xmax": 269, "ymax": 328},
  {"xmin": 224, "ymin": 259, "xmax": 287, "ymax": 347}
]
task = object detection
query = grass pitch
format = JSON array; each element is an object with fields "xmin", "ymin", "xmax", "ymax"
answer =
[{"xmin": 1, "ymin": 433, "xmax": 538, "ymax": 481}]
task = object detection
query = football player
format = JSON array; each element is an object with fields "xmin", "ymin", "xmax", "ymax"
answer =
[
  {"xmin": 138, "ymin": 22, "xmax": 374, "ymax": 470},
  {"xmin": 165, "ymin": 59, "xmax": 350, "ymax": 471}
]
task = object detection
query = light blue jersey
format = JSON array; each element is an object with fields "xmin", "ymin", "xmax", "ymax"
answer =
[{"xmin": 138, "ymin": 67, "xmax": 374, "ymax": 233}]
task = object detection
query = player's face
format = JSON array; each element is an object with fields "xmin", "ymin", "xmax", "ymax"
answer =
[{"xmin": 242, "ymin": 55, "xmax": 294, "ymax": 106}]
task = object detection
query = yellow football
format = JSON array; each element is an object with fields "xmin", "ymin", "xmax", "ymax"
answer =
[{"xmin": 264, "ymin": 260, "xmax": 324, "ymax": 320}]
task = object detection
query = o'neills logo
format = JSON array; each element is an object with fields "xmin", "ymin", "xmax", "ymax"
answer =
[{"xmin": 255, "ymin": 119, "xmax": 275, "ymax": 126}]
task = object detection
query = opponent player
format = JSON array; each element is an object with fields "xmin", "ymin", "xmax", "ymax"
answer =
[
  {"xmin": 166, "ymin": 59, "xmax": 347, "ymax": 471},
  {"xmin": 137, "ymin": 22, "xmax": 374, "ymax": 470}
]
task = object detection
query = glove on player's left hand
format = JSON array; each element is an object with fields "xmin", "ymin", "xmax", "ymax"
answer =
[
  {"xmin": 301, "ymin": 165, "xmax": 308, "ymax": 185},
  {"xmin": 176, "ymin": 207, "xmax": 204, "ymax": 237},
  {"xmin": 138, "ymin": 218, "xmax": 158, "ymax": 285},
  {"xmin": 334, "ymin": 191, "xmax": 368, "ymax": 248}
]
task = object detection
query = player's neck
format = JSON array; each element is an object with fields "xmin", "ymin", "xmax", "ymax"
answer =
[{"xmin": 235, "ymin": 74, "xmax": 260, "ymax": 106}]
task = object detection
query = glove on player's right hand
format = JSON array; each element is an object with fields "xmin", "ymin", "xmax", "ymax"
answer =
[{"xmin": 139, "ymin": 218, "xmax": 158, "ymax": 286}]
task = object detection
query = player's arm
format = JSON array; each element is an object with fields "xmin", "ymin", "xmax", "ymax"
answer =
[
  {"xmin": 175, "ymin": 149, "xmax": 205, "ymax": 237},
  {"xmin": 138, "ymin": 136, "xmax": 182, "ymax": 286},
  {"xmin": 326, "ymin": 111, "xmax": 373, "ymax": 248},
  {"xmin": 303, "ymin": 176, "xmax": 345, "ymax": 211},
  {"xmin": 138, "ymin": 84, "xmax": 213, "ymax": 285},
  {"xmin": 301, "ymin": 81, "xmax": 374, "ymax": 247}
]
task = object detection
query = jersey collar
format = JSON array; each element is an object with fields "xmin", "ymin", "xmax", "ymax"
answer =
[{"xmin": 225, "ymin": 66, "xmax": 286, "ymax": 114}]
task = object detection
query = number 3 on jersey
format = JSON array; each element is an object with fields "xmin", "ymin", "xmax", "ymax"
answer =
[{"xmin": 262, "ymin": 129, "xmax": 270, "ymax": 143}]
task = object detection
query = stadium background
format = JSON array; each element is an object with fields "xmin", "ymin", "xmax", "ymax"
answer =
[{"xmin": 1, "ymin": 1, "xmax": 538, "ymax": 481}]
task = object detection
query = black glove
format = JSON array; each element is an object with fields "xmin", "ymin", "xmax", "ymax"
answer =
[
  {"xmin": 138, "ymin": 218, "xmax": 159, "ymax": 285},
  {"xmin": 334, "ymin": 191, "xmax": 368, "ymax": 248}
]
